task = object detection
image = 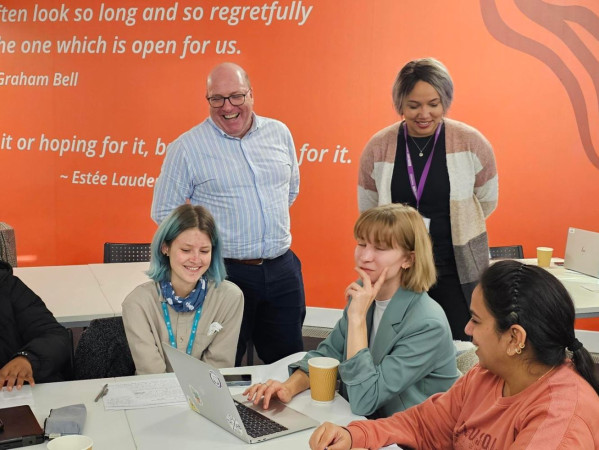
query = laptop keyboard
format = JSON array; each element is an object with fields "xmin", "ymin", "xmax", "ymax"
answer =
[{"xmin": 234, "ymin": 401, "xmax": 288, "ymax": 438}]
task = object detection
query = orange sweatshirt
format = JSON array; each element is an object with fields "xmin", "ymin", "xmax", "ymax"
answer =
[{"xmin": 347, "ymin": 363, "xmax": 599, "ymax": 449}]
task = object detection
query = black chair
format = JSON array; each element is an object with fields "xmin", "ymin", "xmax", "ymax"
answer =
[
  {"xmin": 246, "ymin": 339, "xmax": 255, "ymax": 366},
  {"xmin": 103, "ymin": 243, "xmax": 151, "ymax": 263},
  {"xmin": 489, "ymin": 245, "xmax": 524, "ymax": 259},
  {"xmin": 61, "ymin": 327, "xmax": 75, "ymax": 381},
  {"xmin": 73, "ymin": 317, "xmax": 135, "ymax": 379}
]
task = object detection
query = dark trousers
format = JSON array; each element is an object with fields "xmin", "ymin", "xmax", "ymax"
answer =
[
  {"xmin": 428, "ymin": 263, "xmax": 471, "ymax": 341},
  {"xmin": 226, "ymin": 250, "xmax": 306, "ymax": 366}
]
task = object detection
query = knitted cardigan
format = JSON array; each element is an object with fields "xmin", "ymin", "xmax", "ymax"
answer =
[{"xmin": 358, "ymin": 118, "xmax": 498, "ymax": 298}]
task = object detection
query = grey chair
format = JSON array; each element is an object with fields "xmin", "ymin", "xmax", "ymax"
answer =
[
  {"xmin": 73, "ymin": 317, "xmax": 135, "ymax": 379},
  {"xmin": 0, "ymin": 222, "xmax": 17, "ymax": 267},
  {"xmin": 489, "ymin": 245, "xmax": 524, "ymax": 260},
  {"xmin": 456, "ymin": 348, "xmax": 479, "ymax": 375},
  {"xmin": 103, "ymin": 242, "xmax": 151, "ymax": 263}
]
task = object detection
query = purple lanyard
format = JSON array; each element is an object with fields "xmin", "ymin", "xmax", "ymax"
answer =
[{"xmin": 404, "ymin": 122, "xmax": 443, "ymax": 210}]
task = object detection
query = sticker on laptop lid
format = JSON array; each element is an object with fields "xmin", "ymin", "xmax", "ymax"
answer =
[
  {"xmin": 226, "ymin": 413, "xmax": 235, "ymax": 430},
  {"xmin": 209, "ymin": 370, "xmax": 222, "ymax": 388},
  {"xmin": 234, "ymin": 420, "xmax": 243, "ymax": 435},
  {"xmin": 187, "ymin": 396, "xmax": 200, "ymax": 413},
  {"xmin": 189, "ymin": 385, "xmax": 203, "ymax": 406}
]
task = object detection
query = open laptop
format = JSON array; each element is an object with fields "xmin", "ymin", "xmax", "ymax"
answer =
[
  {"xmin": 564, "ymin": 227, "xmax": 599, "ymax": 278},
  {"xmin": 0, "ymin": 405, "xmax": 45, "ymax": 449},
  {"xmin": 162, "ymin": 343, "xmax": 319, "ymax": 444}
]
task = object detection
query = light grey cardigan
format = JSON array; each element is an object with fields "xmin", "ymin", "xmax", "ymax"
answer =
[{"xmin": 358, "ymin": 118, "xmax": 498, "ymax": 298}]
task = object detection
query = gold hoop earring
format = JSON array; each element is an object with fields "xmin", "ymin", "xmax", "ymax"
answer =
[
  {"xmin": 519, "ymin": 343, "xmax": 525, "ymax": 349},
  {"xmin": 515, "ymin": 347, "xmax": 522, "ymax": 355}
]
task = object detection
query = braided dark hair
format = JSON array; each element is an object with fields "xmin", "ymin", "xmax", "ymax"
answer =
[{"xmin": 480, "ymin": 260, "xmax": 599, "ymax": 395}]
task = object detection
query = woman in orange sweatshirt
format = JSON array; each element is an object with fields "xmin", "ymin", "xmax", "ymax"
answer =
[{"xmin": 309, "ymin": 260, "xmax": 599, "ymax": 450}]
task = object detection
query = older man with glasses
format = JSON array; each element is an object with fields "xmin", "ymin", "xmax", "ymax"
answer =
[{"xmin": 152, "ymin": 62, "xmax": 305, "ymax": 366}]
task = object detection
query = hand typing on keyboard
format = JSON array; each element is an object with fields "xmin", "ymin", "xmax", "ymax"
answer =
[{"xmin": 243, "ymin": 379, "xmax": 294, "ymax": 409}]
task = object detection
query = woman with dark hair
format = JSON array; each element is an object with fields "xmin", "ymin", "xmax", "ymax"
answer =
[
  {"xmin": 0, "ymin": 261, "xmax": 70, "ymax": 389},
  {"xmin": 309, "ymin": 260, "xmax": 599, "ymax": 449},
  {"xmin": 358, "ymin": 58, "xmax": 498, "ymax": 340},
  {"xmin": 122, "ymin": 204, "xmax": 243, "ymax": 373}
]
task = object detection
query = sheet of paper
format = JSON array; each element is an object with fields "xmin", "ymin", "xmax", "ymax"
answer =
[
  {"xmin": 103, "ymin": 378, "xmax": 186, "ymax": 410},
  {"xmin": 0, "ymin": 385, "xmax": 33, "ymax": 408}
]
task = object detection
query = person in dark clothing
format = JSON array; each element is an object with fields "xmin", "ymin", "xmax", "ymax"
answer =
[{"xmin": 0, "ymin": 261, "xmax": 70, "ymax": 390}]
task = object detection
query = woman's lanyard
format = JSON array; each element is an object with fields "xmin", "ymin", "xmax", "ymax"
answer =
[
  {"xmin": 161, "ymin": 302, "xmax": 202, "ymax": 355},
  {"xmin": 404, "ymin": 122, "xmax": 443, "ymax": 210}
]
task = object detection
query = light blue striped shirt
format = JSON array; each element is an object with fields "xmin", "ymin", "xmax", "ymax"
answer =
[{"xmin": 151, "ymin": 114, "xmax": 300, "ymax": 259}]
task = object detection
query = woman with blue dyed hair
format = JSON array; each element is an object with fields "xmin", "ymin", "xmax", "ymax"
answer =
[{"xmin": 122, "ymin": 204, "xmax": 243, "ymax": 373}]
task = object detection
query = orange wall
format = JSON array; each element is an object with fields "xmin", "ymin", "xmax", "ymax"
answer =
[{"xmin": 1, "ymin": 1, "xmax": 598, "ymax": 327}]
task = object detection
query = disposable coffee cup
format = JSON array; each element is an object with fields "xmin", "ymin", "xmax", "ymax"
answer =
[
  {"xmin": 47, "ymin": 435, "xmax": 93, "ymax": 450},
  {"xmin": 308, "ymin": 357, "xmax": 339, "ymax": 403},
  {"xmin": 537, "ymin": 247, "xmax": 553, "ymax": 268}
]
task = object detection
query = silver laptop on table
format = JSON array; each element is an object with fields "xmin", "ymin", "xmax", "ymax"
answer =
[
  {"xmin": 162, "ymin": 343, "xmax": 319, "ymax": 444},
  {"xmin": 564, "ymin": 228, "xmax": 599, "ymax": 278}
]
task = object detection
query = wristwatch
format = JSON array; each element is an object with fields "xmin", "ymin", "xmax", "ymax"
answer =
[{"xmin": 13, "ymin": 351, "xmax": 31, "ymax": 361}]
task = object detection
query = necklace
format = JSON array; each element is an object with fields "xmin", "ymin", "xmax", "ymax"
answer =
[
  {"xmin": 536, "ymin": 365, "xmax": 556, "ymax": 383},
  {"xmin": 410, "ymin": 135, "xmax": 434, "ymax": 157},
  {"xmin": 503, "ymin": 365, "xmax": 557, "ymax": 397}
]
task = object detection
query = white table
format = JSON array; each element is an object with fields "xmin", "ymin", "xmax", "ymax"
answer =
[
  {"xmin": 576, "ymin": 330, "xmax": 599, "ymax": 354},
  {"xmin": 13, "ymin": 259, "xmax": 599, "ymax": 328},
  {"xmin": 88, "ymin": 262, "xmax": 151, "ymax": 315},
  {"xmin": 20, "ymin": 353, "xmax": 363, "ymax": 450},
  {"xmin": 123, "ymin": 353, "xmax": 362, "ymax": 449},
  {"xmin": 519, "ymin": 258, "xmax": 599, "ymax": 318},
  {"xmin": 13, "ymin": 262, "xmax": 347, "ymax": 327},
  {"xmin": 27, "ymin": 377, "xmax": 136, "ymax": 449},
  {"xmin": 13, "ymin": 265, "xmax": 114, "ymax": 327},
  {"xmin": 124, "ymin": 381, "xmax": 359, "ymax": 450},
  {"xmin": 548, "ymin": 267, "xmax": 599, "ymax": 318}
]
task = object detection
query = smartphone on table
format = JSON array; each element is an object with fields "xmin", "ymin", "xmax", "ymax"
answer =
[{"xmin": 223, "ymin": 374, "xmax": 252, "ymax": 387}]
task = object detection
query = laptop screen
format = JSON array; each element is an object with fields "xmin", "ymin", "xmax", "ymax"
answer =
[{"xmin": 564, "ymin": 227, "xmax": 599, "ymax": 278}]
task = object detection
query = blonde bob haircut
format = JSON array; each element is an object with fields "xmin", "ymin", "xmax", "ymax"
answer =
[{"xmin": 354, "ymin": 204, "xmax": 436, "ymax": 293}]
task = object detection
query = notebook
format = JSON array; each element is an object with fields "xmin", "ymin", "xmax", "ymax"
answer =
[
  {"xmin": 162, "ymin": 343, "xmax": 319, "ymax": 444},
  {"xmin": 564, "ymin": 228, "xmax": 599, "ymax": 278},
  {"xmin": 0, "ymin": 405, "xmax": 45, "ymax": 449}
]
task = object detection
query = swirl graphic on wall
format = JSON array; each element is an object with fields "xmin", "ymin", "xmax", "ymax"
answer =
[{"xmin": 481, "ymin": 0, "xmax": 599, "ymax": 169}]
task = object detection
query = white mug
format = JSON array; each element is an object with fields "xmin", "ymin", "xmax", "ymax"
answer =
[{"xmin": 47, "ymin": 435, "xmax": 93, "ymax": 450}]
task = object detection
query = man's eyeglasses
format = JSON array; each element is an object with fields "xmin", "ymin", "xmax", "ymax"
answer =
[{"xmin": 206, "ymin": 90, "xmax": 251, "ymax": 108}]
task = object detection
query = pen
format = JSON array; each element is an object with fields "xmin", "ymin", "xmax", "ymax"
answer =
[{"xmin": 94, "ymin": 383, "xmax": 109, "ymax": 402}]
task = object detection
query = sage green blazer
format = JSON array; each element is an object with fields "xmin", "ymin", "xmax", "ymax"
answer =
[{"xmin": 289, "ymin": 288, "xmax": 459, "ymax": 418}]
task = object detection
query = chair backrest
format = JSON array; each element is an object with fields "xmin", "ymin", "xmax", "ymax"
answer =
[
  {"xmin": 489, "ymin": 245, "xmax": 524, "ymax": 259},
  {"xmin": 0, "ymin": 222, "xmax": 17, "ymax": 267},
  {"xmin": 61, "ymin": 327, "xmax": 75, "ymax": 381},
  {"xmin": 456, "ymin": 348, "xmax": 479, "ymax": 375},
  {"xmin": 73, "ymin": 317, "xmax": 135, "ymax": 379},
  {"xmin": 104, "ymin": 242, "xmax": 151, "ymax": 263}
]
